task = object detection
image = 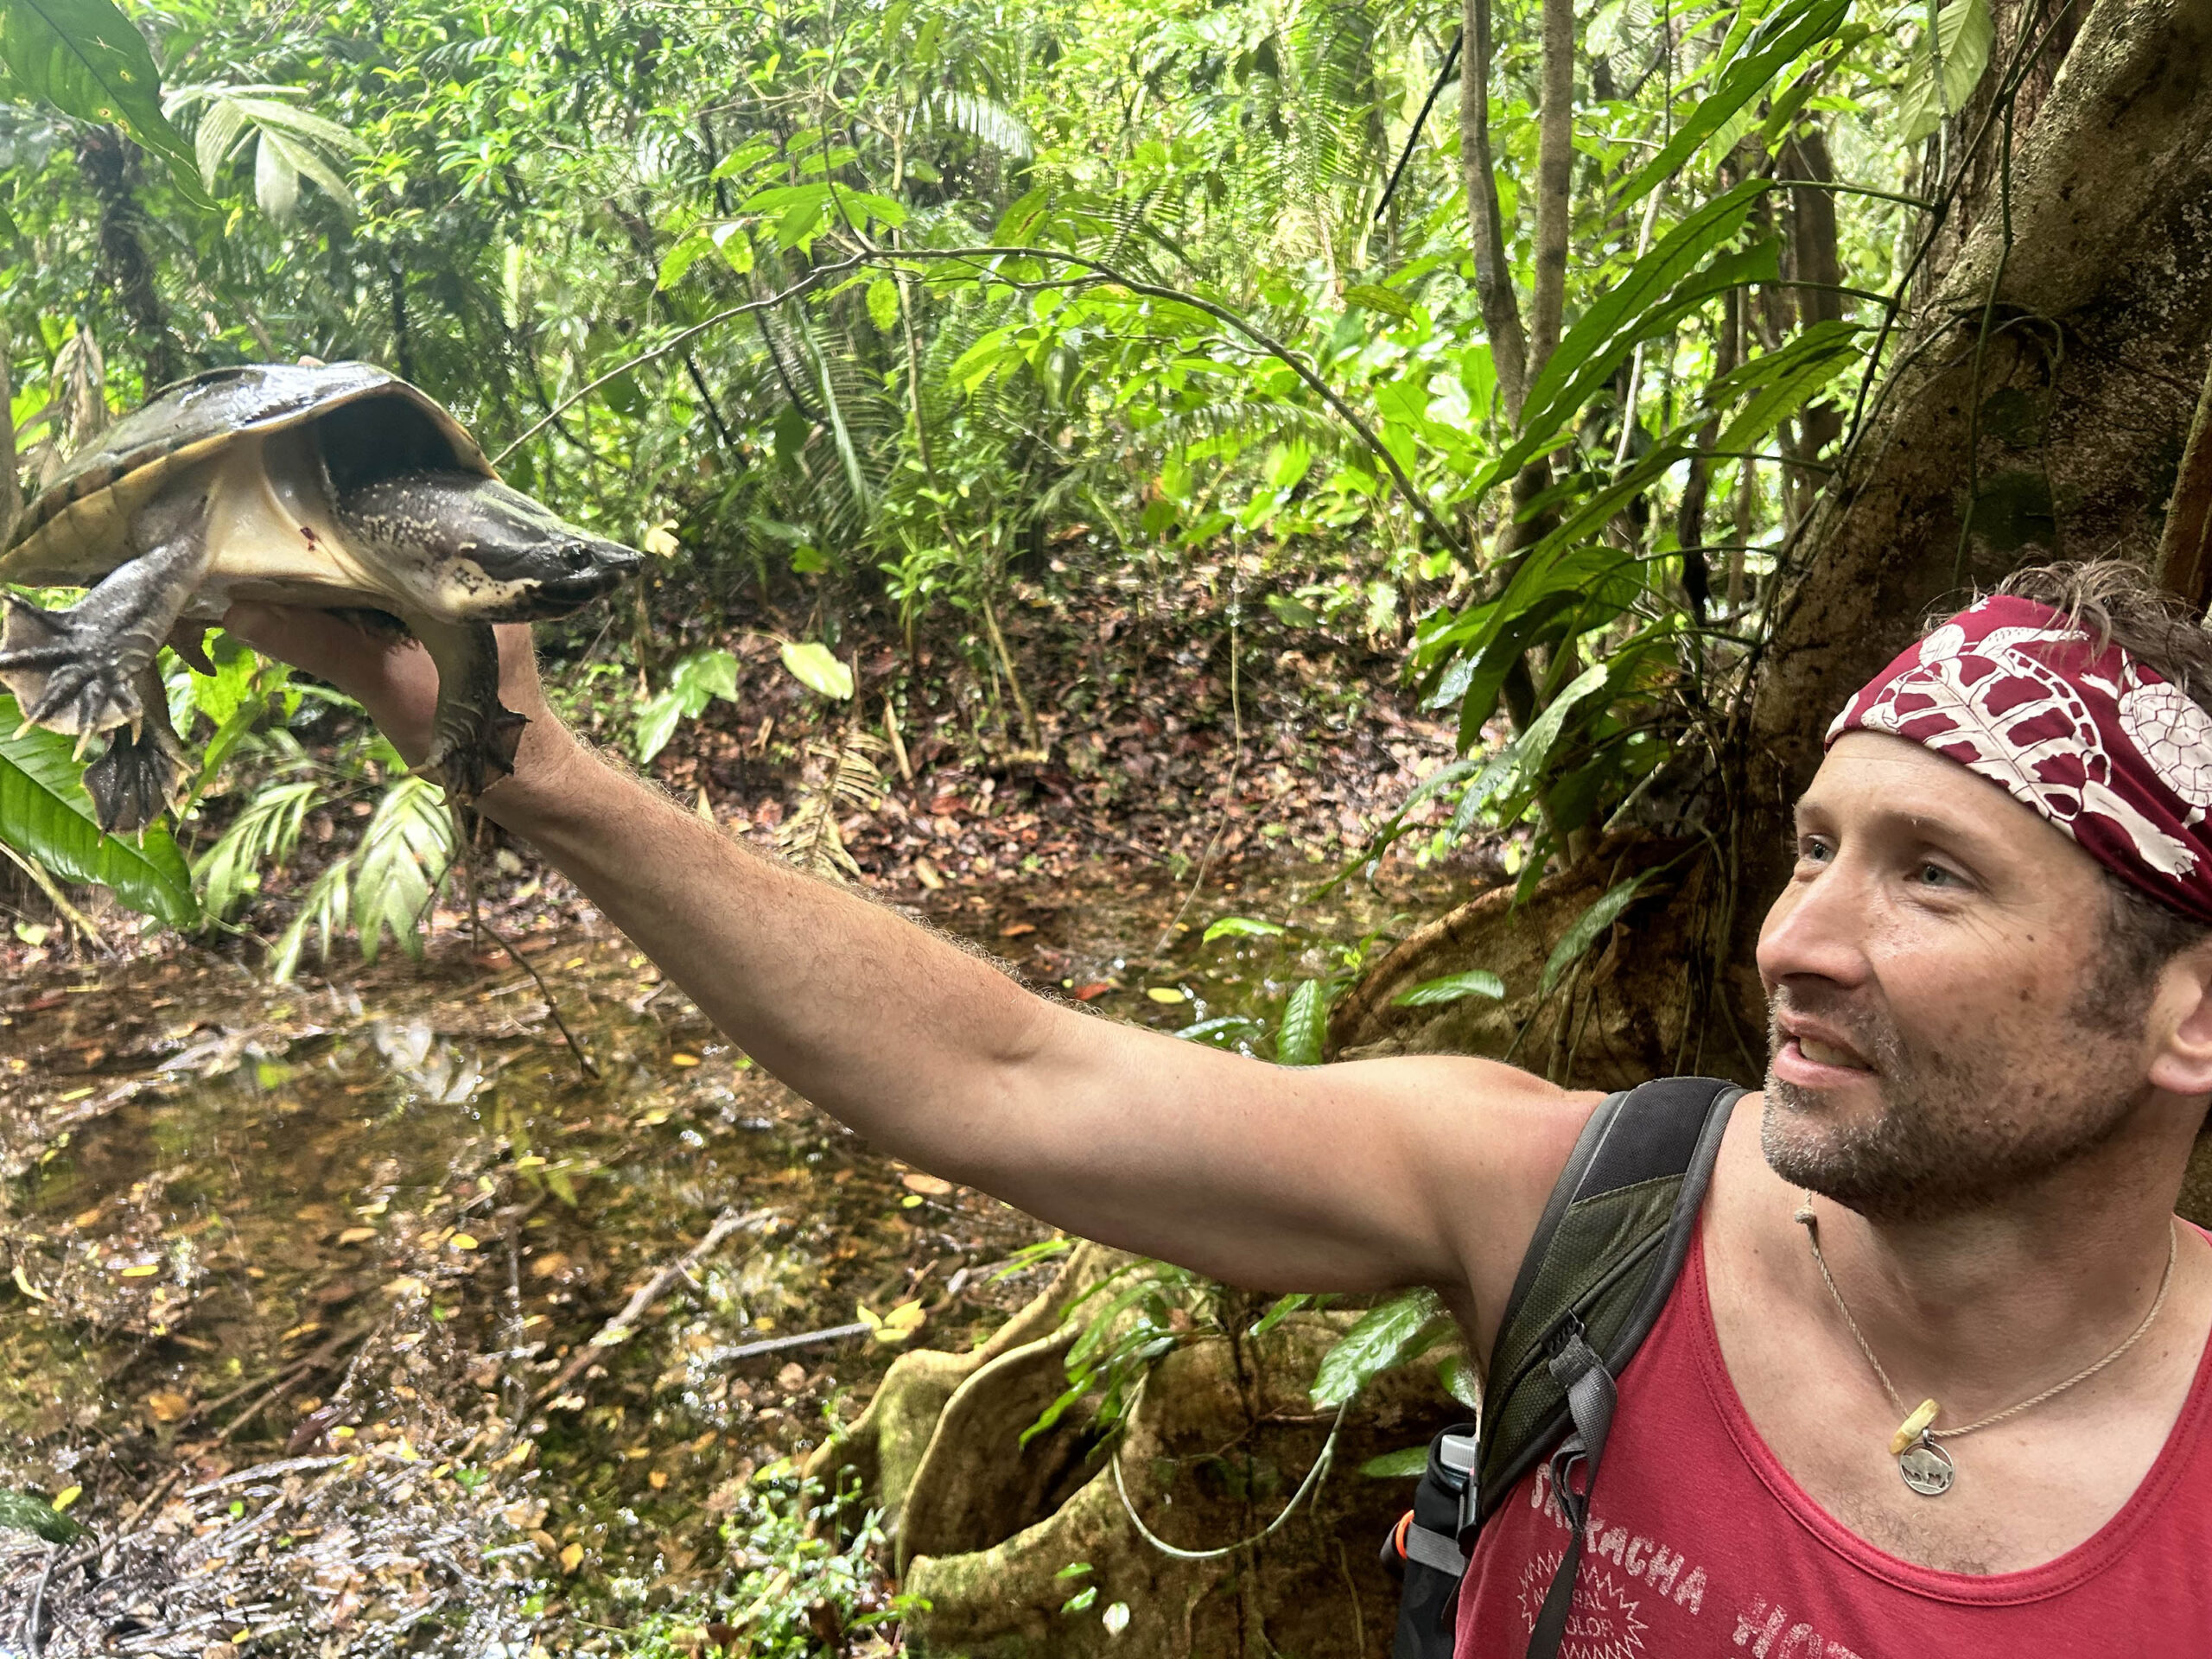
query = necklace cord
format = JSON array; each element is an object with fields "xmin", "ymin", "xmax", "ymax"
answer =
[{"xmin": 1796, "ymin": 1198, "xmax": 2180, "ymax": 1442}]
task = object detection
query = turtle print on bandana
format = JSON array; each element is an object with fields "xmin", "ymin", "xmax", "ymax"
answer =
[{"xmin": 1826, "ymin": 594, "xmax": 2212, "ymax": 925}]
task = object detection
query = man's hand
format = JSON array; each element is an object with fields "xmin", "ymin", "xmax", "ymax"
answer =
[{"xmin": 221, "ymin": 603, "xmax": 579, "ymax": 805}]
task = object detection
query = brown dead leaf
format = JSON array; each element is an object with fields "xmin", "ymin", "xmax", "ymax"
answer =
[
  {"xmin": 774, "ymin": 1362, "xmax": 807, "ymax": 1392},
  {"xmin": 900, "ymin": 1172, "xmax": 954, "ymax": 1197},
  {"xmin": 146, "ymin": 1389, "xmax": 190, "ymax": 1424},
  {"xmin": 559, "ymin": 1541, "xmax": 584, "ymax": 1573},
  {"xmin": 335, "ymin": 1226, "xmax": 376, "ymax": 1246},
  {"xmin": 997, "ymin": 920, "xmax": 1036, "ymax": 938},
  {"xmin": 528, "ymin": 1252, "xmax": 570, "ymax": 1280}
]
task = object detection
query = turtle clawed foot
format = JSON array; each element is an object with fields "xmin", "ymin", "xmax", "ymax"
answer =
[
  {"xmin": 84, "ymin": 722, "xmax": 188, "ymax": 835},
  {"xmin": 0, "ymin": 596, "xmax": 142, "ymax": 741},
  {"xmin": 417, "ymin": 704, "xmax": 529, "ymax": 804}
]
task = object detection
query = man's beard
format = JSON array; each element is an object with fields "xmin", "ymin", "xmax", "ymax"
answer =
[{"xmin": 1761, "ymin": 982, "xmax": 2147, "ymax": 1223}]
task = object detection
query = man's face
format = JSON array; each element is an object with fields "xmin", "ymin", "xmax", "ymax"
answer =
[{"xmin": 1756, "ymin": 732, "xmax": 2171, "ymax": 1220}]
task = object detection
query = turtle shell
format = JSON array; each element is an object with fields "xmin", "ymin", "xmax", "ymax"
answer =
[{"xmin": 0, "ymin": 360, "xmax": 493, "ymax": 588}]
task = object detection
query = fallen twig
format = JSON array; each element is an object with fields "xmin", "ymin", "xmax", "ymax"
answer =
[
  {"xmin": 184, "ymin": 1319, "xmax": 377, "ymax": 1446},
  {"xmin": 723, "ymin": 1322, "xmax": 872, "ymax": 1363},
  {"xmin": 533, "ymin": 1209, "xmax": 773, "ymax": 1404}
]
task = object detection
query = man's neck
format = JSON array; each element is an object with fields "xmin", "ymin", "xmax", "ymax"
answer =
[{"xmin": 1758, "ymin": 1097, "xmax": 2190, "ymax": 1420}]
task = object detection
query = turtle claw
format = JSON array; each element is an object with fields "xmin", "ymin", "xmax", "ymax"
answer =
[
  {"xmin": 84, "ymin": 721, "xmax": 188, "ymax": 835},
  {"xmin": 417, "ymin": 704, "xmax": 529, "ymax": 804},
  {"xmin": 0, "ymin": 594, "xmax": 143, "ymax": 740}
]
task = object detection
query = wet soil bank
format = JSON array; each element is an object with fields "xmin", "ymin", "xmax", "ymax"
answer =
[{"xmin": 0, "ymin": 859, "xmax": 1468, "ymax": 1656}]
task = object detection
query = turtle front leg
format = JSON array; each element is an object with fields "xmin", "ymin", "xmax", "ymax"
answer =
[
  {"xmin": 0, "ymin": 493, "xmax": 212, "ymax": 748},
  {"xmin": 82, "ymin": 664, "xmax": 188, "ymax": 834},
  {"xmin": 408, "ymin": 617, "xmax": 528, "ymax": 804}
]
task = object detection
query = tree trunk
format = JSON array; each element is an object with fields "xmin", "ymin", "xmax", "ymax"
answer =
[
  {"xmin": 1337, "ymin": 0, "xmax": 2212, "ymax": 1078},
  {"xmin": 73, "ymin": 129, "xmax": 181, "ymax": 390}
]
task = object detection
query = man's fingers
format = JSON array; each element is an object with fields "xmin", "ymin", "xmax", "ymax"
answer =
[{"xmin": 224, "ymin": 602, "xmax": 417, "ymax": 689}]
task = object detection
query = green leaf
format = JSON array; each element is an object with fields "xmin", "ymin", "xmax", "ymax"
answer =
[
  {"xmin": 1538, "ymin": 871, "xmax": 1655, "ymax": 1001},
  {"xmin": 1510, "ymin": 658, "xmax": 1611, "ymax": 783},
  {"xmin": 1312, "ymin": 1287, "xmax": 1450, "ymax": 1407},
  {"xmin": 657, "ymin": 228, "xmax": 713, "ymax": 290},
  {"xmin": 1342, "ymin": 283, "xmax": 1414, "ymax": 321},
  {"xmin": 0, "ymin": 1488, "xmax": 85, "ymax": 1544},
  {"xmin": 350, "ymin": 777, "xmax": 453, "ymax": 964},
  {"xmin": 779, "ymin": 641, "xmax": 854, "ymax": 699},
  {"xmin": 1501, "ymin": 182, "xmax": 1775, "ymax": 481},
  {"xmin": 1201, "ymin": 915, "xmax": 1286, "ymax": 943},
  {"xmin": 0, "ymin": 0, "xmax": 210, "ymax": 206},
  {"xmin": 1899, "ymin": 0, "xmax": 1995, "ymax": 143},
  {"xmin": 1391, "ymin": 969, "xmax": 1505, "ymax": 1008},
  {"xmin": 1358, "ymin": 1445, "xmax": 1430, "ymax": 1479},
  {"xmin": 194, "ymin": 777, "xmax": 315, "ymax": 922},
  {"xmin": 867, "ymin": 276, "xmax": 901, "ymax": 334},
  {"xmin": 1276, "ymin": 978, "xmax": 1336, "ymax": 1066},
  {"xmin": 1613, "ymin": 0, "xmax": 1851, "ymax": 209},
  {"xmin": 0, "ymin": 694, "xmax": 199, "ymax": 928},
  {"xmin": 1709, "ymin": 318, "xmax": 1868, "ymax": 454}
]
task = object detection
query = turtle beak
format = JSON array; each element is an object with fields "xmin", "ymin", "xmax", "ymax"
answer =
[{"xmin": 531, "ymin": 537, "xmax": 640, "ymax": 611}]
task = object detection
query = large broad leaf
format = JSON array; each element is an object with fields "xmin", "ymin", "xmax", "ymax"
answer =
[
  {"xmin": 1391, "ymin": 969, "xmax": 1506, "ymax": 1008},
  {"xmin": 1539, "ymin": 872, "xmax": 1655, "ymax": 1001},
  {"xmin": 0, "ymin": 694, "xmax": 199, "ymax": 928},
  {"xmin": 1312, "ymin": 1287, "xmax": 1452, "ymax": 1408},
  {"xmin": 1486, "ymin": 182, "xmax": 1777, "ymax": 493},
  {"xmin": 1898, "ymin": 0, "xmax": 1995, "ymax": 144},
  {"xmin": 1709, "ymin": 317, "xmax": 1870, "ymax": 454},
  {"xmin": 0, "ymin": 0, "xmax": 209, "ymax": 206},
  {"xmin": 1613, "ymin": 0, "xmax": 1852, "ymax": 209},
  {"xmin": 1276, "ymin": 978, "xmax": 1336, "ymax": 1066},
  {"xmin": 779, "ymin": 640, "xmax": 854, "ymax": 699}
]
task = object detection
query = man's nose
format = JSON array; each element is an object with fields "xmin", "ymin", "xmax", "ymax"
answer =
[{"xmin": 1756, "ymin": 855, "xmax": 1874, "ymax": 990}]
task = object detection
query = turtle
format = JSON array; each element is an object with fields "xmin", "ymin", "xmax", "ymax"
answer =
[{"xmin": 0, "ymin": 360, "xmax": 639, "ymax": 833}]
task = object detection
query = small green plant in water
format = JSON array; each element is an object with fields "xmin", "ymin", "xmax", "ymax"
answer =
[{"xmin": 620, "ymin": 1465, "xmax": 921, "ymax": 1657}]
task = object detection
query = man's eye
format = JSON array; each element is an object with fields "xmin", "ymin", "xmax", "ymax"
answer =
[
  {"xmin": 1796, "ymin": 836, "xmax": 1833, "ymax": 863},
  {"xmin": 1915, "ymin": 862, "xmax": 1957, "ymax": 887}
]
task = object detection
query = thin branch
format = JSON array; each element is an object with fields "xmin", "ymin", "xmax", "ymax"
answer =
[
  {"xmin": 533, "ymin": 1208, "xmax": 773, "ymax": 1405},
  {"xmin": 491, "ymin": 256, "xmax": 869, "ymax": 465},
  {"xmin": 1461, "ymin": 0, "xmax": 1529, "ymax": 417},
  {"xmin": 1529, "ymin": 0, "xmax": 1576, "ymax": 378}
]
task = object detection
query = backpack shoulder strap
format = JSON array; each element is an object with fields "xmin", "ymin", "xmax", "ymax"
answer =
[
  {"xmin": 1474, "ymin": 1073, "xmax": 1742, "ymax": 1520},
  {"xmin": 1384, "ymin": 1074, "xmax": 1741, "ymax": 1659}
]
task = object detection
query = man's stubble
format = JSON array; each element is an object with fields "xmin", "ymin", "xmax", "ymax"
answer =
[{"xmin": 1760, "ymin": 976, "xmax": 2148, "ymax": 1223}]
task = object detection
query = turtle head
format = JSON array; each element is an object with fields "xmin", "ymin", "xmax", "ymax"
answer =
[{"xmin": 334, "ymin": 471, "xmax": 640, "ymax": 621}]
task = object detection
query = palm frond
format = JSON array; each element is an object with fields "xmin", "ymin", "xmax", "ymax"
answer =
[{"xmin": 775, "ymin": 728, "xmax": 888, "ymax": 880}]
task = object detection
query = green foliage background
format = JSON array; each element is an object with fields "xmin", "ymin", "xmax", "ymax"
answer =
[{"xmin": 0, "ymin": 0, "xmax": 1986, "ymax": 956}]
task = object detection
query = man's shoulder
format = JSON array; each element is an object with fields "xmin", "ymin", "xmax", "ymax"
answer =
[{"xmin": 1325, "ymin": 1052, "xmax": 1605, "ymax": 1357}]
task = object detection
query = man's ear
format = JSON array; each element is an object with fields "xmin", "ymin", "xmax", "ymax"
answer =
[{"xmin": 2149, "ymin": 940, "xmax": 2212, "ymax": 1097}]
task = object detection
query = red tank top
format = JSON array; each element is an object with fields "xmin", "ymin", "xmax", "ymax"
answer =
[{"xmin": 1455, "ymin": 1219, "xmax": 2212, "ymax": 1657}]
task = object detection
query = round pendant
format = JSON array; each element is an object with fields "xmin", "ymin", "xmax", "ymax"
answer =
[{"xmin": 1897, "ymin": 1436, "xmax": 1955, "ymax": 1497}]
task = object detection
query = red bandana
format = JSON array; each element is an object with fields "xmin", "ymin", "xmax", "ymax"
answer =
[{"xmin": 1827, "ymin": 594, "xmax": 2212, "ymax": 925}]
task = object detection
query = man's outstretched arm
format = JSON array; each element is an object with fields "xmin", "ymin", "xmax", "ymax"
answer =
[{"xmin": 226, "ymin": 607, "xmax": 1593, "ymax": 1343}]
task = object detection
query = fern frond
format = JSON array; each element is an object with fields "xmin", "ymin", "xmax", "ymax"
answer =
[
  {"xmin": 194, "ymin": 778, "xmax": 319, "ymax": 922},
  {"xmin": 926, "ymin": 91, "xmax": 1035, "ymax": 161},
  {"xmin": 351, "ymin": 778, "xmax": 456, "ymax": 964}
]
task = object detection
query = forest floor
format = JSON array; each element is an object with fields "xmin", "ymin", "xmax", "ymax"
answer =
[
  {"xmin": 0, "ymin": 550, "xmax": 1499, "ymax": 1654},
  {"xmin": 3, "ymin": 540, "xmax": 1484, "ymax": 982}
]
